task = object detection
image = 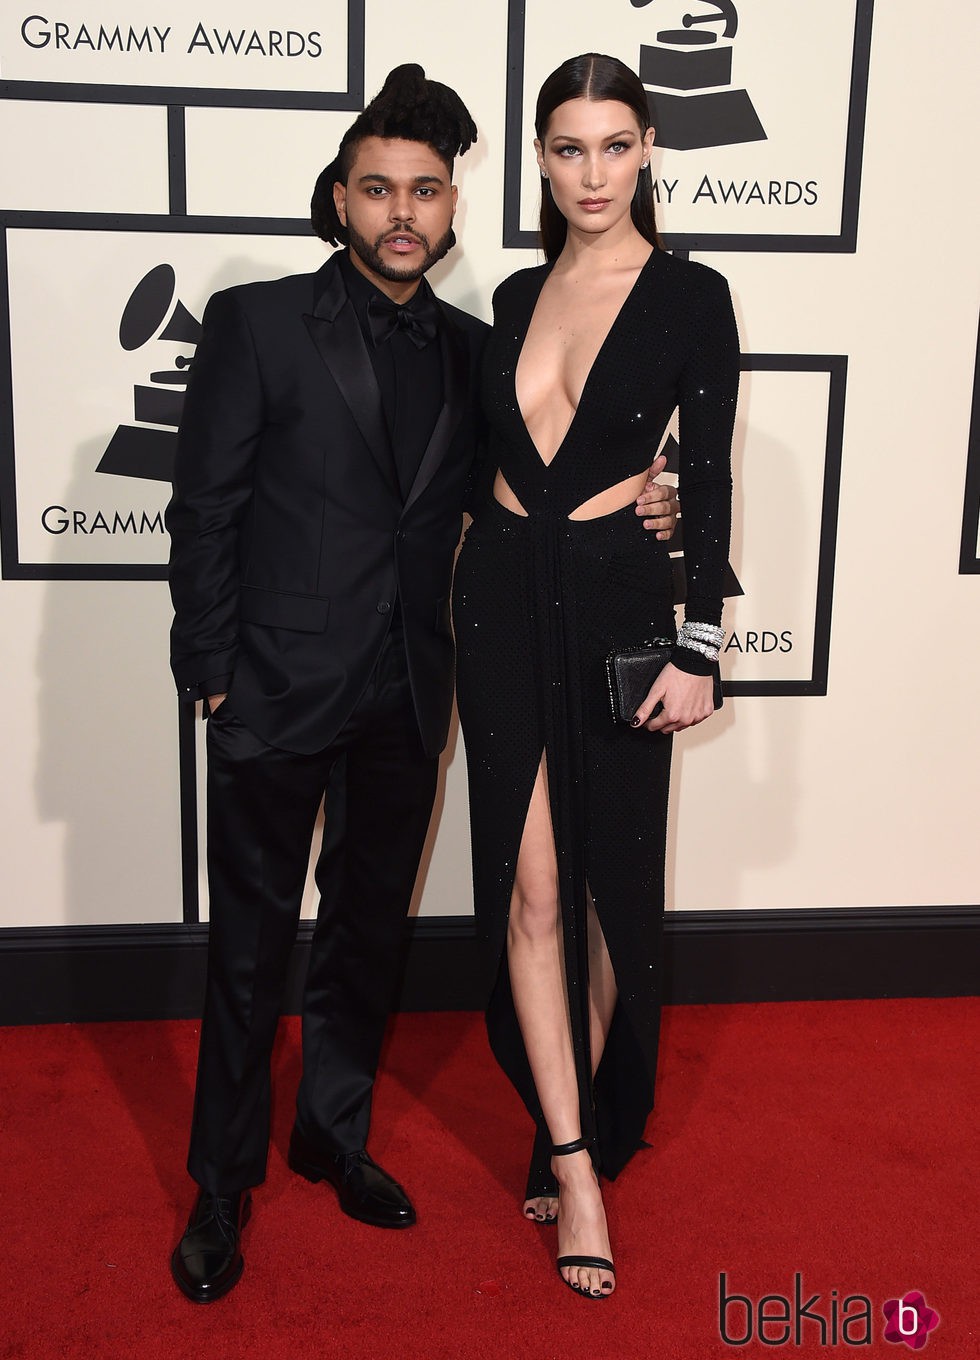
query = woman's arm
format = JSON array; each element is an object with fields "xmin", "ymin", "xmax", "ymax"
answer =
[{"xmin": 636, "ymin": 268, "xmax": 740, "ymax": 732}]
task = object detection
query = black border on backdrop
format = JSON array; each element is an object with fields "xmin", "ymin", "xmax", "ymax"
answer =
[
  {"xmin": 958, "ymin": 312, "xmax": 980, "ymax": 574},
  {"xmin": 2, "ymin": 907, "xmax": 979, "ymax": 1024},
  {"xmin": 502, "ymin": 0, "xmax": 875, "ymax": 253},
  {"xmin": 726, "ymin": 354, "xmax": 846, "ymax": 699},
  {"xmin": 0, "ymin": 2, "xmax": 366, "ymax": 111}
]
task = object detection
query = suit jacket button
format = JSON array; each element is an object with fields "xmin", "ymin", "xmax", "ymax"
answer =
[{"xmin": 377, "ymin": 601, "xmax": 391, "ymax": 614}]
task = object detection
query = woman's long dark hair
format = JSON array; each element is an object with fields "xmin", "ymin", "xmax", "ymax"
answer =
[{"xmin": 535, "ymin": 53, "xmax": 662, "ymax": 262}]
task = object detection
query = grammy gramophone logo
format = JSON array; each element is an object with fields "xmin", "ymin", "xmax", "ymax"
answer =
[
  {"xmin": 96, "ymin": 264, "xmax": 201, "ymax": 483},
  {"xmin": 632, "ymin": 0, "xmax": 766, "ymax": 151}
]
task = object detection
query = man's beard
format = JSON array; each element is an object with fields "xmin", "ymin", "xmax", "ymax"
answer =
[{"xmin": 346, "ymin": 221, "xmax": 455, "ymax": 283}]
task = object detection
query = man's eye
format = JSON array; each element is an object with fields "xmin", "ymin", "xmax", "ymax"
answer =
[
  {"xmin": 366, "ymin": 186, "xmax": 388, "ymax": 196},
  {"xmin": 416, "ymin": 188, "xmax": 435, "ymax": 198}
]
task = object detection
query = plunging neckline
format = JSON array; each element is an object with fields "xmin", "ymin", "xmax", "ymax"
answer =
[{"xmin": 513, "ymin": 249, "xmax": 658, "ymax": 470}]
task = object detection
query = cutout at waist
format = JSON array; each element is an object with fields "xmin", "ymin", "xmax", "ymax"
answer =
[
  {"xmin": 491, "ymin": 469, "xmax": 651, "ymax": 521},
  {"xmin": 567, "ymin": 470, "xmax": 649, "ymax": 521},
  {"xmin": 492, "ymin": 470, "xmax": 530, "ymax": 516}
]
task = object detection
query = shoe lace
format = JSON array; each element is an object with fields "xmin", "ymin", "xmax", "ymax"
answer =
[{"xmin": 199, "ymin": 1194, "xmax": 238, "ymax": 1245}]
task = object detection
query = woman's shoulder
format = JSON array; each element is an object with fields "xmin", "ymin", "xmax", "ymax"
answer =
[
  {"xmin": 652, "ymin": 249, "xmax": 732, "ymax": 302},
  {"xmin": 491, "ymin": 262, "xmax": 550, "ymax": 311}
]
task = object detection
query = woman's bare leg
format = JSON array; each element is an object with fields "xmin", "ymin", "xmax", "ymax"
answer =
[
  {"xmin": 525, "ymin": 894, "xmax": 618, "ymax": 1223},
  {"xmin": 508, "ymin": 760, "xmax": 615, "ymax": 1296}
]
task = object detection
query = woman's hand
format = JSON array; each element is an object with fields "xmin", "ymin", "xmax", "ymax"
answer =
[{"xmin": 631, "ymin": 662, "xmax": 714, "ymax": 734}]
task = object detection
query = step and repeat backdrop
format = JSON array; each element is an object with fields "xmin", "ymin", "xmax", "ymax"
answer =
[{"xmin": 1, "ymin": 1, "xmax": 978, "ymax": 929}]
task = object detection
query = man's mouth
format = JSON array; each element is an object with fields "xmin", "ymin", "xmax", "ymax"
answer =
[{"xmin": 383, "ymin": 233, "xmax": 423, "ymax": 252}]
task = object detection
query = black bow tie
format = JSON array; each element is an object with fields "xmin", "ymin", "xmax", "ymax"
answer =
[{"xmin": 367, "ymin": 291, "xmax": 439, "ymax": 349}]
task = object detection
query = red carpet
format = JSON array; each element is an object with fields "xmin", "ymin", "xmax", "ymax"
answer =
[{"xmin": 2, "ymin": 1000, "xmax": 977, "ymax": 1358}]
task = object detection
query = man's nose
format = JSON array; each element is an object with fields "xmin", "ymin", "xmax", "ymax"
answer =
[{"xmin": 389, "ymin": 193, "xmax": 416, "ymax": 220}]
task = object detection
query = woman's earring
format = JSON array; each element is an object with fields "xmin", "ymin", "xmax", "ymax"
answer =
[
  {"xmin": 641, "ymin": 160, "xmax": 649, "ymax": 170},
  {"xmin": 541, "ymin": 169, "xmax": 549, "ymax": 179}
]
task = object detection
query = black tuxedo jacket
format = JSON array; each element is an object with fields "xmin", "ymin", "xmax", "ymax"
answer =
[{"xmin": 167, "ymin": 252, "xmax": 489, "ymax": 756}]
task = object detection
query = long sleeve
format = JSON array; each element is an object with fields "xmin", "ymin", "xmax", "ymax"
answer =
[
  {"xmin": 166, "ymin": 288, "xmax": 265, "ymax": 699},
  {"xmin": 672, "ymin": 270, "xmax": 739, "ymax": 674}
]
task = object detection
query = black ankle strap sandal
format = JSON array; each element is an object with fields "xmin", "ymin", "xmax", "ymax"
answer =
[
  {"xmin": 551, "ymin": 1137, "xmax": 616, "ymax": 1298},
  {"xmin": 551, "ymin": 1137, "xmax": 592, "ymax": 1157}
]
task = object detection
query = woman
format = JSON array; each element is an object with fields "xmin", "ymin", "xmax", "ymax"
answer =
[{"xmin": 452, "ymin": 53, "xmax": 739, "ymax": 1298}]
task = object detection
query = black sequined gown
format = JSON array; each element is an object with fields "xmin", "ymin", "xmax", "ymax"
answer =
[{"xmin": 453, "ymin": 249, "xmax": 739, "ymax": 1178}]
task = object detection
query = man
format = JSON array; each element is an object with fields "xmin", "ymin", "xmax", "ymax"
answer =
[{"xmin": 167, "ymin": 64, "xmax": 677, "ymax": 1303}]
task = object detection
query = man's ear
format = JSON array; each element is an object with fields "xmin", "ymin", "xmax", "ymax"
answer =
[{"xmin": 332, "ymin": 180, "xmax": 347, "ymax": 226}]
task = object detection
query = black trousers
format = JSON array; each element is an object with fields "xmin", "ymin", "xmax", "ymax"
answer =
[{"xmin": 187, "ymin": 628, "xmax": 439, "ymax": 1194}]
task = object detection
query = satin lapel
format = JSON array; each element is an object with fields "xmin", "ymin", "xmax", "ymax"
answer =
[
  {"xmin": 403, "ymin": 306, "xmax": 469, "ymax": 515},
  {"xmin": 302, "ymin": 259, "xmax": 399, "ymax": 499}
]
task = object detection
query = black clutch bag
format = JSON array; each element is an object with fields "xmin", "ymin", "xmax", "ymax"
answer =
[{"xmin": 605, "ymin": 640, "xmax": 723, "ymax": 724}]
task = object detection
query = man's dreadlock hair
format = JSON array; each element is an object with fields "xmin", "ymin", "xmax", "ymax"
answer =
[{"xmin": 311, "ymin": 64, "xmax": 477, "ymax": 247}]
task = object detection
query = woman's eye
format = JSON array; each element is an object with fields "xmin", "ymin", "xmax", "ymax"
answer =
[
  {"xmin": 557, "ymin": 145, "xmax": 580, "ymax": 157},
  {"xmin": 607, "ymin": 142, "xmax": 630, "ymax": 154}
]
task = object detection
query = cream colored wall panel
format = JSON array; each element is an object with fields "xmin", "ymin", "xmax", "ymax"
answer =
[
  {"xmin": 0, "ymin": 587, "xmax": 69, "ymax": 928},
  {"xmin": 0, "ymin": 582, "xmax": 182, "ymax": 927},
  {"xmin": 1, "ymin": 6, "xmax": 349, "ymax": 96},
  {"xmin": 670, "ymin": 683, "xmax": 979, "ymax": 912},
  {"xmin": 0, "ymin": 101, "xmax": 167, "ymax": 213},
  {"xmin": 184, "ymin": 108, "xmax": 357, "ymax": 219}
]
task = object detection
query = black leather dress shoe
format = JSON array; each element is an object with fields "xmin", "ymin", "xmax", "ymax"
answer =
[
  {"xmin": 170, "ymin": 1189, "xmax": 251, "ymax": 1303},
  {"xmin": 288, "ymin": 1124, "xmax": 416, "ymax": 1228}
]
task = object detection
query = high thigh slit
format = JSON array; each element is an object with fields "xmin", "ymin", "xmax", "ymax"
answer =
[{"xmin": 453, "ymin": 250, "xmax": 739, "ymax": 1179}]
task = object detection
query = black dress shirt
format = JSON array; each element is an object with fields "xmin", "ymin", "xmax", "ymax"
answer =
[{"xmin": 339, "ymin": 251, "xmax": 444, "ymax": 500}]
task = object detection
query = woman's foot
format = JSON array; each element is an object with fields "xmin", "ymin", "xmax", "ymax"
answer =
[
  {"xmin": 525, "ymin": 1189, "xmax": 559, "ymax": 1223},
  {"xmin": 524, "ymin": 1125, "xmax": 558, "ymax": 1223},
  {"xmin": 553, "ymin": 1146, "xmax": 615, "ymax": 1298}
]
